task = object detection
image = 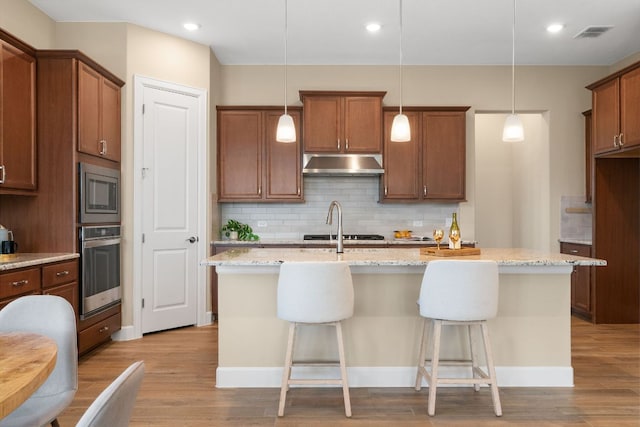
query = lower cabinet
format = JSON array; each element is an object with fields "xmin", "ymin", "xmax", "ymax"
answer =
[
  {"xmin": 0, "ymin": 257, "xmax": 120, "ymax": 355},
  {"xmin": 78, "ymin": 304, "xmax": 121, "ymax": 355},
  {"xmin": 560, "ymin": 242, "xmax": 593, "ymax": 321},
  {"xmin": 41, "ymin": 260, "xmax": 79, "ymax": 315}
]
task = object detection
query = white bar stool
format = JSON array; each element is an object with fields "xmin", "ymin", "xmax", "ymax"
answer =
[
  {"xmin": 276, "ymin": 261, "xmax": 354, "ymax": 417},
  {"xmin": 415, "ymin": 259, "xmax": 502, "ymax": 417}
]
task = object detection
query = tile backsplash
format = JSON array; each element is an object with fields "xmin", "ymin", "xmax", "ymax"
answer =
[
  {"xmin": 219, "ymin": 176, "xmax": 458, "ymax": 240},
  {"xmin": 560, "ymin": 195, "xmax": 592, "ymax": 242}
]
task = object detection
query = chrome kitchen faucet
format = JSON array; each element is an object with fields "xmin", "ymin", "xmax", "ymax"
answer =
[{"xmin": 326, "ymin": 200, "xmax": 344, "ymax": 254}]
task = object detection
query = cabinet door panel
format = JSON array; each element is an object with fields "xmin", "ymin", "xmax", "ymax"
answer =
[
  {"xmin": 78, "ymin": 62, "xmax": 102, "ymax": 157},
  {"xmin": 218, "ymin": 110, "xmax": 262, "ymax": 200},
  {"xmin": 560, "ymin": 242, "xmax": 593, "ymax": 319},
  {"xmin": 43, "ymin": 281, "xmax": 79, "ymax": 321},
  {"xmin": 0, "ymin": 41, "xmax": 36, "ymax": 191},
  {"xmin": 422, "ymin": 112, "xmax": 466, "ymax": 200},
  {"xmin": 302, "ymin": 96, "xmax": 341, "ymax": 152},
  {"xmin": 101, "ymin": 78, "xmax": 122, "ymax": 161},
  {"xmin": 592, "ymin": 78, "xmax": 620, "ymax": 155},
  {"xmin": 265, "ymin": 111, "xmax": 302, "ymax": 199},
  {"xmin": 620, "ymin": 66, "xmax": 640, "ymax": 150},
  {"xmin": 344, "ymin": 96, "xmax": 382, "ymax": 153},
  {"xmin": 382, "ymin": 111, "xmax": 420, "ymax": 200}
]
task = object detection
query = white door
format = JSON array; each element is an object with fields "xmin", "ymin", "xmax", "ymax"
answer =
[{"xmin": 141, "ymin": 85, "xmax": 200, "ymax": 334}]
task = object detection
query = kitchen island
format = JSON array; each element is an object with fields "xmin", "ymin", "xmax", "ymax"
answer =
[{"xmin": 202, "ymin": 247, "xmax": 605, "ymax": 388}]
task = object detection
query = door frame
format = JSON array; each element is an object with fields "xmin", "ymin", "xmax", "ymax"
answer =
[{"xmin": 130, "ymin": 74, "xmax": 209, "ymax": 339}]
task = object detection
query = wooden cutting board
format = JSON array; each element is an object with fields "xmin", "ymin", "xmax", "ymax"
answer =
[{"xmin": 420, "ymin": 247, "xmax": 481, "ymax": 257}]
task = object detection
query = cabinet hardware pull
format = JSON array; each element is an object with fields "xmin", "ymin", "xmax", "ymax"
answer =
[
  {"xmin": 55, "ymin": 270, "xmax": 70, "ymax": 277},
  {"xmin": 346, "ymin": 139, "xmax": 349, "ymax": 150},
  {"xmin": 258, "ymin": 186, "xmax": 262, "ymax": 196},
  {"xmin": 99, "ymin": 139, "xmax": 107, "ymax": 155},
  {"xmin": 99, "ymin": 325, "xmax": 110, "ymax": 333},
  {"xmin": 0, "ymin": 165, "xmax": 5, "ymax": 183},
  {"xmin": 337, "ymin": 139, "xmax": 340, "ymax": 150},
  {"xmin": 384, "ymin": 186, "xmax": 388, "ymax": 196},
  {"xmin": 619, "ymin": 133, "xmax": 624, "ymax": 147},
  {"xmin": 11, "ymin": 280, "xmax": 28, "ymax": 287},
  {"xmin": 297, "ymin": 187, "xmax": 300, "ymax": 196},
  {"xmin": 423, "ymin": 186, "xmax": 427, "ymax": 196},
  {"xmin": 570, "ymin": 250, "xmax": 578, "ymax": 254},
  {"xmin": 613, "ymin": 134, "xmax": 619, "ymax": 148}
]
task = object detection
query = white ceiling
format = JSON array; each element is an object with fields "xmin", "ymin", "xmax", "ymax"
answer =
[{"xmin": 28, "ymin": 0, "xmax": 640, "ymax": 66}]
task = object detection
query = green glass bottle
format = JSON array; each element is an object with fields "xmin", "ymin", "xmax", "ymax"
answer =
[{"xmin": 448, "ymin": 213, "xmax": 461, "ymax": 249}]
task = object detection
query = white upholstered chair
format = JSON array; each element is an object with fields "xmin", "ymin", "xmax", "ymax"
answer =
[
  {"xmin": 276, "ymin": 261, "xmax": 355, "ymax": 417},
  {"xmin": 415, "ymin": 260, "xmax": 502, "ymax": 416},
  {"xmin": 0, "ymin": 295, "xmax": 78, "ymax": 427},
  {"xmin": 75, "ymin": 361, "xmax": 145, "ymax": 427}
]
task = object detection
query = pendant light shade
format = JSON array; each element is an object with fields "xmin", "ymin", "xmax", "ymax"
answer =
[
  {"xmin": 502, "ymin": 114, "xmax": 524, "ymax": 141},
  {"xmin": 276, "ymin": 113, "xmax": 296, "ymax": 142},
  {"xmin": 391, "ymin": 0, "xmax": 410, "ymax": 142},
  {"xmin": 502, "ymin": 0, "xmax": 524, "ymax": 142},
  {"xmin": 391, "ymin": 113, "xmax": 411, "ymax": 142},
  {"xmin": 276, "ymin": 0, "xmax": 296, "ymax": 143}
]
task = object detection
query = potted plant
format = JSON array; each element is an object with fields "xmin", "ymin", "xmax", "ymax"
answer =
[{"xmin": 221, "ymin": 219, "xmax": 259, "ymax": 241}]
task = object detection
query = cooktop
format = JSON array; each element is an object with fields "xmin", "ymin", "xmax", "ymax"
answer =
[{"xmin": 303, "ymin": 234, "xmax": 385, "ymax": 241}]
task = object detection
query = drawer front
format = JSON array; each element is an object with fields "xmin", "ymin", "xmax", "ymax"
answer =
[
  {"xmin": 42, "ymin": 260, "xmax": 79, "ymax": 288},
  {"xmin": 43, "ymin": 281, "xmax": 79, "ymax": 320},
  {"xmin": 560, "ymin": 242, "xmax": 591, "ymax": 257},
  {"xmin": 0, "ymin": 268, "xmax": 41, "ymax": 299},
  {"xmin": 78, "ymin": 312, "xmax": 121, "ymax": 354}
]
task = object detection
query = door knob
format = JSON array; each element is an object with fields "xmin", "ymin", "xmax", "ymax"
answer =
[{"xmin": 187, "ymin": 236, "xmax": 199, "ymax": 243}]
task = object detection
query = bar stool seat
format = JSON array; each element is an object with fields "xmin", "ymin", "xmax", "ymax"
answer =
[
  {"xmin": 276, "ymin": 261, "xmax": 354, "ymax": 417},
  {"xmin": 415, "ymin": 259, "xmax": 502, "ymax": 417}
]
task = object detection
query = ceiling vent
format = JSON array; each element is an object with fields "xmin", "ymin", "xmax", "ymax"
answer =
[{"xmin": 574, "ymin": 26, "xmax": 613, "ymax": 39}]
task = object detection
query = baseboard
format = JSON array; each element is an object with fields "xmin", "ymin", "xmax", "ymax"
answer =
[
  {"xmin": 111, "ymin": 325, "xmax": 138, "ymax": 341},
  {"xmin": 216, "ymin": 366, "xmax": 573, "ymax": 388},
  {"xmin": 112, "ymin": 311, "xmax": 213, "ymax": 342}
]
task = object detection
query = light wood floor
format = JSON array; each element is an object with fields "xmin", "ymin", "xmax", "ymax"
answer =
[{"xmin": 57, "ymin": 317, "xmax": 639, "ymax": 426}]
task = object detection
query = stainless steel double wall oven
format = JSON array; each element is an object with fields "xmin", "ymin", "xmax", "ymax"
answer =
[{"xmin": 78, "ymin": 162, "xmax": 122, "ymax": 319}]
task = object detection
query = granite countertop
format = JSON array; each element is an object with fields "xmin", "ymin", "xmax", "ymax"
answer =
[
  {"xmin": 202, "ymin": 247, "xmax": 606, "ymax": 267},
  {"xmin": 211, "ymin": 238, "xmax": 476, "ymax": 246},
  {"xmin": 558, "ymin": 238, "xmax": 592, "ymax": 246},
  {"xmin": 0, "ymin": 253, "xmax": 79, "ymax": 271}
]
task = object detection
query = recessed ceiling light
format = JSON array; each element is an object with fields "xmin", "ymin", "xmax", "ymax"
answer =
[
  {"xmin": 546, "ymin": 23, "xmax": 564, "ymax": 33},
  {"xmin": 366, "ymin": 22, "xmax": 382, "ymax": 33},
  {"xmin": 184, "ymin": 22, "xmax": 201, "ymax": 31}
]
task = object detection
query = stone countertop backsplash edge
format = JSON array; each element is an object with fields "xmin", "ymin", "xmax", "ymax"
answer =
[
  {"xmin": 0, "ymin": 253, "xmax": 79, "ymax": 271},
  {"xmin": 211, "ymin": 239, "xmax": 477, "ymax": 246},
  {"xmin": 558, "ymin": 238, "xmax": 592, "ymax": 245}
]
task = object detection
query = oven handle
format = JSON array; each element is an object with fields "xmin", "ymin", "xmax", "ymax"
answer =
[{"xmin": 82, "ymin": 237, "xmax": 121, "ymax": 249}]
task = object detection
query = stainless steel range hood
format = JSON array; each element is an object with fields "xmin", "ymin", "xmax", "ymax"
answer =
[{"xmin": 302, "ymin": 154, "xmax": 384, "ymax": 176}]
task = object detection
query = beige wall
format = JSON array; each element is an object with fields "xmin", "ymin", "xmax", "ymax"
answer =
[
  {"xmin": 209, "ymin": 51, "xmax": 222, "ymax": 236},
  {"xmin": 610, "ymin": 51, "xmax": 640, "ymax": 73},
  {"xmin": 0, "ymin": 0, "xmax": 54, "ymax": 48},
  {"xmin": 475, "ymin": 114, "xmax": 550, "ymax": 250},
  {"xmin": 55, "ymin": 23, "xmax": 127, "ymax": 80}
]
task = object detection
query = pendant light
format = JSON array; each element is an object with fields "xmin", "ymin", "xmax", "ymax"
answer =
[
  {"xmin": 502, "ymin": 0, "xmax": 524, "ymax": 142},
  {"xmin": 390, "ymin": 0, "xmax": 411, "ymax": 142},
  {"xmin": 276, "ymin": 0, "xmax": 296, "ymax": 143}
]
